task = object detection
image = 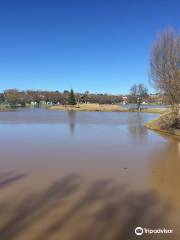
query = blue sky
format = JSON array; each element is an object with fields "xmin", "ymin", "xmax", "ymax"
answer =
[{"xmin": 0, "ymin": 0, "xmax": 180, "ymax": 94}]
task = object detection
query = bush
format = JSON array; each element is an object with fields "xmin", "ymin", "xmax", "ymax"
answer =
[
  {"xmin": 159, "ymin": 114, "xmax": 180, "ymax": 129},
  {"xmin": 171, "ymin": 116, "xmax": 180, "ymax": 129}
]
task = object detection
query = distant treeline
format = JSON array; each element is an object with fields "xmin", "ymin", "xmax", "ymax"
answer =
[
  {"xmin": 0, "ymin": 89, "xmax": 163, "ymax": 107},
  {"xmin": 0, "ymin": 89, "xmax": 123, "ymax": 107}
]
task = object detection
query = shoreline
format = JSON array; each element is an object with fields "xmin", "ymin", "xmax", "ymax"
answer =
[
  {"xmin": 145, "ymin": 114, "xmax": 180, "ymax": 138},
  {"xmin": 48, "ymin": 103, "xmax": 167, "ymax": 114}
]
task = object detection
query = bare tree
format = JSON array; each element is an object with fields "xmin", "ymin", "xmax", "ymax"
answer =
[
  {"xmin": 149, "ymin": 28, "xmax": 180, "ymax": 114},
  {"xmin": 130, "ymin": 84, "xmax": 148, "ymax": 111}
]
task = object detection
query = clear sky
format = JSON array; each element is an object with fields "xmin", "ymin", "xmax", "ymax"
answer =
[{"xmin": 0, "ymin": 0, "xmax": 180, "ymax": 94}]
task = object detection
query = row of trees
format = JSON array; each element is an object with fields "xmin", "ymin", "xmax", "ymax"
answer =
[
  {"xmin": 0, "ymin": 89, "xmax": 125, "ymax": 107},
  {"xmin": 0, "ymin": 88, "xmax": 161, "ymax": 108}
]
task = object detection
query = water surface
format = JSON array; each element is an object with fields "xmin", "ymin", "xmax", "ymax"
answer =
[{"xmin": 0, "ymin": 109, "xmax": 179, "ymax": 240}]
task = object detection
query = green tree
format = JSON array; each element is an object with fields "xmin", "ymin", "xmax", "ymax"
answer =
[{"xmin": 68, "ymin": 89, "xmax": 77, "ymax": 105}]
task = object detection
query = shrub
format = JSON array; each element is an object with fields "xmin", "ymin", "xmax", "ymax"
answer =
[
  {"xmin": 171, "ymin": 116, "xmax": 180, "ymax": 129},
  {"xmin": 159, "ymin": 114, "xmax": 180, "ymax": 129}
]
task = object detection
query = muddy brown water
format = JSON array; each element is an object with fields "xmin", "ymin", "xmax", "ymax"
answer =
[{"xmin": 0, "ymin": 109, "xmax": 180, "ymax": 240}]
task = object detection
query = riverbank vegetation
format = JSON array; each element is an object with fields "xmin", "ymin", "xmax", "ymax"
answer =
[{"xmin": 146, "ymin": 113, "xmax": 180, "ymax": 137}]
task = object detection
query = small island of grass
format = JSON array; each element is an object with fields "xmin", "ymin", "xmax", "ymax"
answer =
[{"xmin": 49, "ymin": 103, "xmax": 167, "ymax": 113}]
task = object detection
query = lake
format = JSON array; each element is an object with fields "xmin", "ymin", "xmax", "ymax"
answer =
[{"xmin": 0, "ymin": 109, "xmax": 179, "ymax": 240}]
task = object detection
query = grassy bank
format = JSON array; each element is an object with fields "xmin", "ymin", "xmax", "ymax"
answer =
[
  {"xmin": 145, "ymin": 113, "xmax": 180, "ymax": 138},
  {"xmin": 49, "ymin": 103, "xmax": 167, "ymax": 113},
  {"xmin": 130, "ymin": 108, "xmax": 167, "ymax": 114},
  {"xmin": 49, "ymin": 103, "xmax": 128, "ymax": 112}
]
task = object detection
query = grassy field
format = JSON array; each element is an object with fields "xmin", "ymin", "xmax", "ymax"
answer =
[
  {"xmin": 49, "ymin": 103, "xmax": 167, "ymax": 113},
  {"xmin": 49, "ymin": 103, "xmax": 128, "ymax": 112}
]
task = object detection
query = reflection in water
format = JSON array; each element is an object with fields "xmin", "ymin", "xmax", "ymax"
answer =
[
  {"xmin": 68, "ymin": 111, "xmax": 76, "ymax": 135},
  {"xmin": 128, "ymin": 113, "xmax": 148, "ymax": 141},
  {"xmin": 150, "ymin": 140, "xmax": 180, "ymax": 208}
]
